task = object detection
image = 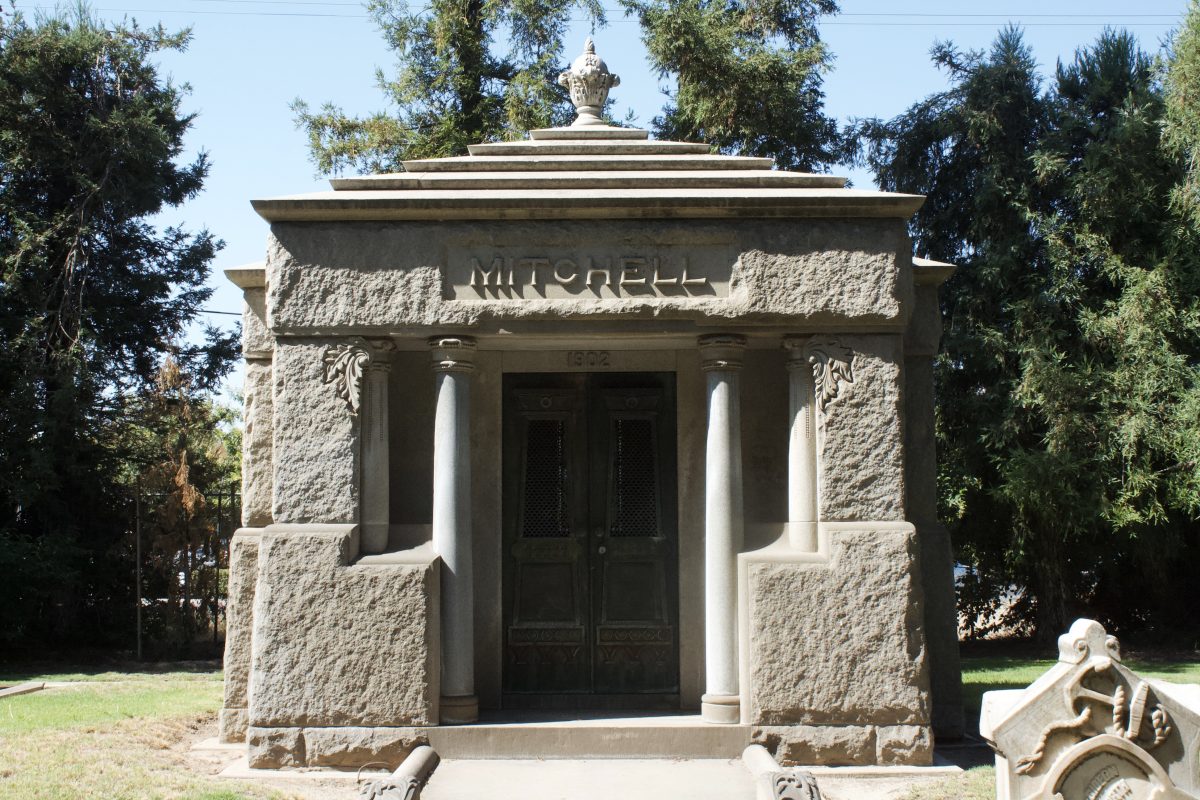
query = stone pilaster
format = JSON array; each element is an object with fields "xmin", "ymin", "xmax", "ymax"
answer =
[
  {"xmin": 908, "ymin": 258, "xmax": 964, "ymax": 739},
  {"xmin": 361, "ymin": 339, "xmax": 395, "ymax": 554},
  {"xmin": 429, "ymin": 336, "xmax": 478, "ymax": 724},
  {"xmin": 783, "ymin": 336, "xmax": 856, "ymax": 551},
  {"xmin": 698, "ymin": 333, "xmax": 746, "ymax": 724},
  {"xmin": 240, "ymin": 280, "xmax": 274, "ymax": 528},
  {"xmin": 784, "ymin": 338, "xmax": 818, "ymax": 552}
]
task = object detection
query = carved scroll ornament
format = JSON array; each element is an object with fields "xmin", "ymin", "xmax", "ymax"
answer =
[
  {"xmin": 804, "ymin": 339, "xmax": 855, "ymax": 412},
  {"xmin": 775, "ymin": 770, "xmax": 823, "ymax": 799},
  {"xmin": 358, "ymin": 774, "xmax": 421, "ymax": 800},
  {"xmin": 322, "ymin": 340, "xmax": 371, "ymax": 415}
]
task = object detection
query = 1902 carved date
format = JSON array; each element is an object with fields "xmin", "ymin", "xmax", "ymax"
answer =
[{"xmin": 567, "ymin": 350, "xmax": 610, "ymax": 368}]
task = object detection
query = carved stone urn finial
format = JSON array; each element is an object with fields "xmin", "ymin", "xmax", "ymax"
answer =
[{"xmin": 558, "ymin": 37, "xmax": 620, "ymax": 126}]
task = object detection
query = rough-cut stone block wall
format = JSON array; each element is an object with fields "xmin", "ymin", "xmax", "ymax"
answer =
[
  {"xmin": 738, "ymin": 221, "xmax": 911, "ymax": 323},
  {"xmin": 748, "ymin": 528, "xmax": 929, "ymax": 723},
  {"xmin": 242, "ymin": 360, "xmax": 274, "ymax": 527},
  {"xmin": 241, "ymin": 287, "xmax": 272, "ymax": 356},
  {"xmin": 262, "ymin": 219, "xmax": 911, "ymax": 333},
  {"xmin": 745, "ymin": 526, "xmax": 931, "ymax": 765},
  {"xmin": 906, "ymin": 280, "xmax": 965, "ymax": 739},
  {"xmin": 271, "ymin": 341, "xmax": 359, "ymax": 524},
  {"xmin": 247, "ymin": 524, "xmax": 438, "ymax": 767},
  {"xmin": 219, "ymin": 530, "xmax": 260, "ymax": 742},
  {"xmin": 816, "ymin": 335, "xmax": 905, "ymax": 522}
]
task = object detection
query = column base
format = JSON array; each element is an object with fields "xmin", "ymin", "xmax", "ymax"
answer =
[
  {"xmin": 439, "ymin": 694, "xmax": 479, "ymax": 724},
  {"xmin": 701, "ymin": 693, "xmax": 740, "ymax": 724},
  {"xmin": 787, "ymin": 520, "xmax": 818, "ymax": 552}
]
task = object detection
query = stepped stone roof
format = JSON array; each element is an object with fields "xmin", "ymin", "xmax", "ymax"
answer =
[{"xmin": 253, "ymin": 40, "xmax": 922, "ymax": 223}]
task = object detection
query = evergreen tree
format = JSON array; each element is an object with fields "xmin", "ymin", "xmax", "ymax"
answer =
[
  {"xmin": 859, "ymin": 30, "xmax": 1058, "ymax": 637},
  {"xmin": 292, "ymin": 0, "xmax": 605, "ymax": 174},
  {"xmin": 859, "ymin": 25, "xmax": 1200, "ymax": 642},
  {"xmin": 130, "ymin": 357, "xmax": 241, "ymax": 656},
  {"xmin": 619, "ymin": 0, "xmax": 843, "ymax": 171},
  {"xmin": 294, "ymin": 0, "xmax": 844, "ymax": 174},
  {"xmin": 0, "ymin": 11, "xmax": 236, "ymax": 647}
]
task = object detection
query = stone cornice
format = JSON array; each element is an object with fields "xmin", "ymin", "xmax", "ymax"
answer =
[
  {"xmin": 225, "ymin": 264, "xmax": 267, "ymax": 289},
  {"xmin": 252, "ymin": 189, "xmax": 924, "ymax": 223},
  {"xmin": 912, "ymin": 256, "xmax": 956, "ymax": 286}
]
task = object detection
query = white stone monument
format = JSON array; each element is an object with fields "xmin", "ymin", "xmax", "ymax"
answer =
[
  {"xmin": 981, "ymin": 619, "xmax": 1200, "ymax": 800},
  {"xmin": 220, "ymin": 39, "xmax": 963, "ymax": 770}
]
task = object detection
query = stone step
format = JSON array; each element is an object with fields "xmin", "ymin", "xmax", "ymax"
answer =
[
  {"xmin": 399, "ymin": 154, "xmax": 776, "ymax": 173},
  {"xmin": 467, "ymin": 140, "xmax": 713, "ymax": 156},
  {"xmin": 424, "ymin": 714, "xmax": 753, "ymax": 760},
  {"xmin": 330, "ymin": 169, "xmax": 847, "ymax": 191}
]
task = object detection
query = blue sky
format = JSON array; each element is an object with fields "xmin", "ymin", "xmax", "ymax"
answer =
[{"xmin": 11, "ymin": 0, "xmax": 1192, "ymax": 383}]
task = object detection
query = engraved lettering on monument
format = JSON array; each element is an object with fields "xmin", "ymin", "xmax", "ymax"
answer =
[{"xmin": 445, "ymin": 244, "xmax": 733, "ymax": 300}]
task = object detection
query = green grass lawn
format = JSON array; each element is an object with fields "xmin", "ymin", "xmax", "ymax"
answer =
[
  {"xmin": 3, "ymin": 654, "xmax": 1198, "ymax": 800},
  {"xmin": 0, "ymin": 667, "xmax": 286, "ymax": 800}
]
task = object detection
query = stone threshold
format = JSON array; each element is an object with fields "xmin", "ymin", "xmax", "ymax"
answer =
[{"xmin": 425, "ymin": 713, "xmax": 753, "ymax": 759}]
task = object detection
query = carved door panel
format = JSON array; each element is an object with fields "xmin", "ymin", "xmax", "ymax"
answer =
[
  {"xmin": 502, "ymin": 373, "xmax": 678, "ymax": 706},
  {"xmin": 503, "ymin": 381, "xmax": 590, "ymax": 694},
  {"xmin": 589, "ymin": 380, "xmax": 678, "ymax": 695}
]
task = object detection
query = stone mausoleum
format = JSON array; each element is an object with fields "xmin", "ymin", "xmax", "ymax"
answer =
[{"xmin": 220, "ymin": 40, "xmax": 963, "ymax": 770}]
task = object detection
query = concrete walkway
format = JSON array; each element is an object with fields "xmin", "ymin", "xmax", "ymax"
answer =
[
  {"xmin": 211, "ymin": 753, "xmax": 968, "ymax": 799},
  {"xmin": 423, "ymin": 759, "xmax": 756, "ymax": 800}
]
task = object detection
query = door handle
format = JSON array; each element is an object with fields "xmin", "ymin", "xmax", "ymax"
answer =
[{"xmin": 598, "ymin": 545, "xmax": 607, "ymax": 555}]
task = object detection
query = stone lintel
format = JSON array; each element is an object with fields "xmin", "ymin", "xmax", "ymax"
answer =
[{"xmin": 264, "ymin": 326, "xmax": 912, "ymax": 350}]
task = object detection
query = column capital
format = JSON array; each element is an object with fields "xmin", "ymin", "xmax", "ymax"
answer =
[
  {"xmin": 698, "ymin": 334, "xmax": 747, "ymax": 372},
  {"xmin": 783, "ymin": 335, "xmax": 811, "ymax": 370},
  {"xmin": 429, "ymin": 336, "xmax": 477, "ymax": 373},
  {"xmin": 365, "ymin": 337, "xmax": 396, "ymax": 372}
]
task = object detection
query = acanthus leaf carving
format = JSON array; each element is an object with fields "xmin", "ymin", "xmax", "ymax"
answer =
[
  {"xmin": 804, "ymin": 339, "xmax": 855, "ymax": 412},
  {"xmin": 322, "ymin": 340, "xmax": 371, "ymax": 416}
]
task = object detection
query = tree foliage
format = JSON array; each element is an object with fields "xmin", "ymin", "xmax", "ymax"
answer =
[
  {"xmin": 293, "ymin": 0, "xmax": 844, "ymax": 175},
  {"xmin": 619, "ymin": 0, "xmax": 843, "ymax": 171},
  {"xmin": 859, "ymin": 20, "xmax": 1200, "ymax": 642},
  {"xmin": 0, "ymin": 10, "xmax": 237, "ymax": 649},
  {"xmin": 129, "ymin": 358, "xmax": 240, "ymax": 657},
  {"xmin": 292, "ymin": 0, "xmax": 606, "ymax": 174}
]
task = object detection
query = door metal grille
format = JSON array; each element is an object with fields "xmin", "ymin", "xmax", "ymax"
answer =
[
  {"xmin": 610, "ymin": 418, "xmax": 658, "ymax": 537},
  {"xmin": 520, "ymin": 419, "xmax": 570, "ymax": 538}
]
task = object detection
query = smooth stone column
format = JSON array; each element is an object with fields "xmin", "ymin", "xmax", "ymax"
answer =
[
  {"xmin": 360, "ymin": 340, "xmax": 394, "ymax": 555},
  {"xmin": 429, "ymin": 336, "xmax": 478, "ymax": 724},
  {"xmin": 785, "ymin": 337, "xmax": 818, "ymax": 552},
  {"xmin": 698, "ymin": 334, "xmax": 746, "ymax": 724}
]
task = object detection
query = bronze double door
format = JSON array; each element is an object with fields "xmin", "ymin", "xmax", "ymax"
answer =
[{"xmin": 502, "ymin": 372, "xmax": 679, "ymax": 708}]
